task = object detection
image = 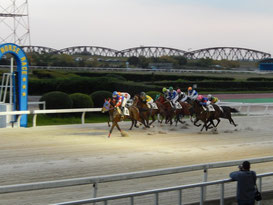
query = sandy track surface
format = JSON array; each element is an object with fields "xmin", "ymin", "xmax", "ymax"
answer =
[{"xmin": 0, "ymin": 115, "xmax": 273, "ymax": 204}]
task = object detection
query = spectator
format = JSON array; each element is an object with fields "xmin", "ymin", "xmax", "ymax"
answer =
[{"xmin": 230, "ymin": 161, "xmax": 256, "ymax": 205}]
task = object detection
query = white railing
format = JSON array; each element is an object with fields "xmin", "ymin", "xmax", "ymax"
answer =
[
  {"xmin": 219, "ymin": 102, "xmax": 273, "ymax": 116},
  {"xmin": 0, "ymin": 102, "xmax": 273, "ymax": 127},
  {"xmin": 54, "ymin": 172, "xmax": 273, "ymax": 205},
  {"xmin": 0, "ymin": 156, "xmax": 272, "ymax": 204},
  {"xmin": 0, "ymin": 108, "xmax": 102, "ymax": 128}
]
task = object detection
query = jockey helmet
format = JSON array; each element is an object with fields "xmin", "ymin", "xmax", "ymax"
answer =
[
  {"xmin": 197, "ymin": 95, "xmax": 203, "ymax": 101},
  {"xmin": 188, "ymin": 86, "xmax": 192, "ymax": 91},
  {"xmin": 140, "ymin": 92, "xmax": 146, "ymax": 97},
  {"xmin": 112, "ymin": 91, "xmax": 118, "ymax": 98},
  {"xmin": 177, "ymin": 88, "xmax": 181, "ymax": 93},
  {"xmin": 207, "ymin": 94, "xmax": 212, "ymax": 100},
  {"xmin": 162, "ymin": 87, "xmax": 167, "ymax": 93},
  {"xmin": 169, "ymin": 86, "xmax": 173, "ymax": 91}
]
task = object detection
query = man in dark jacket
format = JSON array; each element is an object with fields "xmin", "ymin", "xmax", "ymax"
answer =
[{"xmin": 230, "ymin": 161, "xmax": 256, "ymax": 205}]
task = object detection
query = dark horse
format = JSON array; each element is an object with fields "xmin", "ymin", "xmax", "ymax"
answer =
[
  {"xmin": 102, "ymin": 99, "xmax": 148, "ymax": 137},
  {"xmin": 192, "ymin": 100, "xmax": 222, "ymax": 131},
  {"xmin": 174, "ymin": 101, "xmax": 195, "ymax": 126},
  {"xmin": 156, "ymin": 95, "xmax": 176, "ymax": 125},
  {"xmin": 134, "ymin": 94, "xmax": 168, "ymax": 126},
  {"xmin": 219, "ymin": 105, "xmax": 239, "ymax": 127}
]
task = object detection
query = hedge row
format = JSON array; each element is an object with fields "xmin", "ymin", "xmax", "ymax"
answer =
[
  {"xmin": 150, "ymin": 81, "xmax": 273, "ymax": 91},
  {"xmin": 29, "ymin": 77, "xmax": 162, "ymax": 95}
]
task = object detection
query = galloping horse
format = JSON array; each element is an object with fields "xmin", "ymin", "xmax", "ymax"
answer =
[
  {"xmin": 133, "ymin": 95, "xmax": 168, "ymax": 126},
  {"xmin": 102, "ymin": 99, "xmax": 147, "ymax": 137},
  {"xmin": 174, "ymin": 101, "xmax": 194, "ymax": 126},
  {"xmin": 192, "ymin": 100, "xmax": 221, "ymax": 131},
  {"xmin": 219, "ymin": 105, "xmax": 239, "ymax": 127},
  {"xmin": 157, "ymin": 95, "xmax": 176, "ymax": 125}
]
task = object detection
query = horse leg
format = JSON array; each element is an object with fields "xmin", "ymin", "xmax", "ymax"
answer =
[
  {"xmin": 193, "ymin": 118, "xmax": 201, "ymax": 127},
  {"xmin": 116, "ymin": 122, "xmax": 122, "ymax": 133},
  {"xmin": 129, "ymin": 120, "xmax": 134, "ymax": 130},
  {"xmin": 108, "ymin": 121, "xmax": 117, "ymax": 138}
]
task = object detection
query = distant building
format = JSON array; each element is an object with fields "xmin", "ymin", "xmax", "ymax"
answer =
[{"xmin": 259, "ymin": 58, "xmax": 273, "ymax": 71}]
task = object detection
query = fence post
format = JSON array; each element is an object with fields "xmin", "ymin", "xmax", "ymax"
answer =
[
  {"xmin": 81, "ymin": 112, "xmax": 86, "ymax": 124},
  {"xmin": 33, "ymin": 114, "xmax": 37, "ymax": 127},
  {"xmin": 154, "ymin": 192, "xmax": 159, "ymax": 205},
  {"xmin": 258, "ymin": 177, "xmax": 262, "ymax": 205},
  {"xmin": 200, "ymin": 186, "xmax": 204, "ymax": 205},
  {"xmin": 93, "ymin": 182, "xmax": 98, "ymax": 198},
  {"xmin": 220, "ymin": 183, "xmax": 224, "ymax": 205},
  {"xmin": 178, "ymin": 189, "xmax": 182, "ymax": 205},
  {"xmin": 203, "ymin": 167, "xmax": 208, "ymax": 201}
]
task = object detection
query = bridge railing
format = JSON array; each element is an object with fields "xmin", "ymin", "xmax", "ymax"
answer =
[
  {"xmin": 54, "ymin": 172, "xmax": 273, "ymax": 205},
  {"xmin": 0, "ymin": 156, "xmax": 273, "ymax": 204}
]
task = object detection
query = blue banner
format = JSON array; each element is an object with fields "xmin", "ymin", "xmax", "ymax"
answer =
[{"xmin": 0, "ymin": 43, "xmax": 28, "ymax": 127}]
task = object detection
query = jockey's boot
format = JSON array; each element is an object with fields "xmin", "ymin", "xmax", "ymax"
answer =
[{"xmin": 120, "ymin": 107, "xmax": 125, "ymax": 120}]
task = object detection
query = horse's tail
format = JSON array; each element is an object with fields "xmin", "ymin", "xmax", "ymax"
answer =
[{"xmin": 230, "ymin": 107, "xmax": 239, "ymax": 113}]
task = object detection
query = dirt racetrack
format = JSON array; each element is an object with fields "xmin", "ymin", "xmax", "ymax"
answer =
[{"xmin": 1, "ymin": 115, "xmax": 273, "ymax": 204}]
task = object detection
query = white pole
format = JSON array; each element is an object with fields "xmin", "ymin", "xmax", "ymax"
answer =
[{"xmin": 10, "ymin": 58, "xmax": 14, "ymax": 104}]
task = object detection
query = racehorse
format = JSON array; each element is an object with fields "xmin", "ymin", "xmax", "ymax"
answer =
[
  {"xmin": 101, "ymin": 99, "xmax": 147, "ymax": 137},
  {"xmin": 219, "ymin": 106, "xmax": 239, "ymax": 127},
  {"xmin": 157, "ymin": 95, "xmax": 176, "ymax": 125},
  {"xmin": 174, "ymin": 101, "xmax": 194, "ymax": 126},
  {"xmin": 133, "ymin": 95, "xmax": 151, "ymax": 127},
  {"xmin": 192, "ymin": 100, "xmax": 221, "ymax": 131},
  {"xmin": 133, "ymin": 95, "xmax": 168, "ymax": 126}
]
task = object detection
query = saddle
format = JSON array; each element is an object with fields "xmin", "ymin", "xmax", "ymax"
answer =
[
  {"xmin": 150, "ymin": 102, "xmax": 158, "ymax": 109},
  {"xmin": 202, "ymin": 105, "xmax": 215, "ymax": 112}
]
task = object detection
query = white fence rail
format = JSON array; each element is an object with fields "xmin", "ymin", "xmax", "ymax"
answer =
[
  {"xmin": 54, "ymin": 172, "xmax": 273, "ymax": 205},
  {"xmin": 219, "ymin": 102, "xmax": 273, "ymax": 116},
  {"xmin": 0, "ymin": 108, "xmax": 102, "ymax": 127},
  {"xmin": 0, "ymin": 102, "xmax": 273, "ymax": 128},
  {"xmin": 0, "ymin": 156, "xmax": 273, "ymax": 204}
]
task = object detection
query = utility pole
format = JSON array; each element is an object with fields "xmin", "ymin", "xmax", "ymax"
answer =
[{"xmin": 0, "ymin": 0, "xmax": 31, "ymax": 46}]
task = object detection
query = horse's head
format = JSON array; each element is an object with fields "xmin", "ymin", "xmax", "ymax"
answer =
[{"xmin": 101, "ymin": 99, "xmax": 111, "ymax": 113}]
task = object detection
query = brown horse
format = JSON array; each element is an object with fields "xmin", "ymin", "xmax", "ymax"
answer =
[
  {"xmin": 134, "ymin": 95, "xmax": 168, "ymax": 126},
  {"xmin": 157, "ymin": 95, "xmax": 176, "ymax": 125},
  {"xmin": 101, "ymin": 99, "xmax": 147, "ymax": 137},
  {"xmin": 192, "ymin": 100, "xmax": 221, "ymax": 131},
  {"xmin": 174, "ymin": 101, "xmax": 194, "ymax": 126}
]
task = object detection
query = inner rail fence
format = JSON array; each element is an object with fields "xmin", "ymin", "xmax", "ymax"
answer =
[
  {"xmin": 54, "ymin": 172, "xmax": 273, "ymax": 205},
  {"xmin": 0, "ymin": 102, "xmax": 273, "ymax": 128},
  {"xmin": 0, "ymin": 156, "xmax": 273, "ymax": 205}
]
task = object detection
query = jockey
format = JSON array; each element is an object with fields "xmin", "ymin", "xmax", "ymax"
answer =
[
  {"xmin": 140, "ymin": 92, "xmax": 154, "ymax": 109},
  {"xmin": 197, "ymin": 95, "xmax": 211, "ymax": 111},
  {"xmin": 162, "ymin": 87, "xmax": 169, "ymax": 99},
  {"xmin": 112, "ymin": 91, "xmax": 131, "ymax": 117},
  {"xmin": 177, "ymin": 88, "xmax": 188, "ymax": 102},
  {"xmin": 207, "ymin": 94, "xmax": 220, "ymax": 104},
  {"xmin": 167, "ymin": 86, "xmax": 178, "ymax": 108},
  {"xmin": 188, "ymin": 86, "xmax": 198, "ymax": 100}
]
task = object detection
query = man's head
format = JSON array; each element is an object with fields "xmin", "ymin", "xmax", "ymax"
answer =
[{"xmin": 241, "ymin": 161, "xmax": 250, "ymax": 171}]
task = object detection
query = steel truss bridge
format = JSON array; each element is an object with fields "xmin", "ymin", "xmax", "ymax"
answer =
[{"xmin": 21, "ymin": 46, "xmax": 271, "ymax": 61}]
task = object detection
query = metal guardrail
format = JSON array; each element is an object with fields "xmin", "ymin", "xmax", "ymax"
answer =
[
  {"xmin": 0, "ymin": 156, "xmax": 273, "ymax": 201},
  {"xmin": 54, "ymin": 172, "xmax": 273, "ymax": 205}
]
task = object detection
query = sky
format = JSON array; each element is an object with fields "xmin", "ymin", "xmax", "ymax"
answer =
[{"xmin": 29, "ymin": 0, "xmax": 273, "ymax": 54}]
